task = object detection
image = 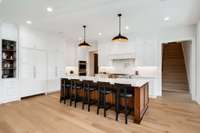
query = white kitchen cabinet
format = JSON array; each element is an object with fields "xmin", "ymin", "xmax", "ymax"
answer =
[
  {"xmin": 1, "ymin": 79, "xmax": 19, "ymax": 103},
  {"xmin": 0, "ymin": 22, "xmax": 20, "ymax": 104},
  {"xmin": 0, "ymin": 79, "xmax": 19, "ymax": 103},
  {"xmin": 0, "ymin": 80, "xmax": 5, "ymax": 104},
  {"xmin": 47, "ymin": 51, "xmax": 65, "ymax": 93},
  {"xmin": 20, "ymin": 48, "xmax": 47, "ymax": 97}
]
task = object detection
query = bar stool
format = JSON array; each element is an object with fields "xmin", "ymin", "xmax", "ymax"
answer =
[
  {"xmin": 82, "ymin": 80, "xmax": 97, "ymax": 112},
  {"xmin": 70, "ymin": 79, "xmax": 83, "ymax": 108},
  {"xmin": 114, "ymin": 83, "xmax": 133, "ymax": 124},
  {"xmin": 97, "ymin": 82, "xmax": 113, "ymax": 117},
  {"xmin": 60, "ymin": 78, "xmax": 65, "ymax": 103},
  {"xmin": 60, "ymin": 78, "xmax": 71, "ymax": 104}
]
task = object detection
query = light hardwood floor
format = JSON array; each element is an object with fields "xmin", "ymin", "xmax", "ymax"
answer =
[{"xmin": 0, "ymin": 92, "xmax": 200, "ymax": 133}]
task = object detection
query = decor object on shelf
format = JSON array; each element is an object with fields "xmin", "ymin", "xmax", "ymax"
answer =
[
  {"xmin": 78, "ymin": 25, "xmax": 91, "ymax": 47},
  {"xmin": 112, "ymin": 13, "xmax": 128, "ymax": 42},
  {"xmin": 70, "ymin": 70, "xmax": 74, "ymax": 74}
]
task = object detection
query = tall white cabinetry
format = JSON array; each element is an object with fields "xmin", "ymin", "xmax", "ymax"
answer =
[
  {"xmin": 0, "ymin": 24, "xmax": 67, "ymax": 104},
  {"xmin": 19, "ymin": 26, "xmax": 67, "ymax": 96},
  {"xmin": 19, "ymin": 48, "xmax": 47, "ymax": 97},
  {"xmin": 47, "ymin": 51, "xmax": 65, "ymax": 93},
  {"xmin": 0, "ymin": 22, "xmax": 19, "ymax": 103}
]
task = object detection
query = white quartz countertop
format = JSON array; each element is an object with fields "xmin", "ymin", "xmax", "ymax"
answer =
[{"xmin": 61, "ymin": 76, "xmax": 149, "ymax": 87}]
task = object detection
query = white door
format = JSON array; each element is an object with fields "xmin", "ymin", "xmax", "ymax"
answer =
[{"xmin": 20, "ymin": 48, "xmax": 47, "ymax": 97}]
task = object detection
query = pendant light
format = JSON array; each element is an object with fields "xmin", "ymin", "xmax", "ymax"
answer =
[
  {"xmin": 79, "ymin": 25, "xmax": 91, "ymax": 47},
  {"xmin": 112, "ymin": 13, "xmax": 128, "ymax": 42}
]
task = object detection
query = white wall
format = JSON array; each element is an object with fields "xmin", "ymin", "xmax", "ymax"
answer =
[
  {"xmin": 182, "ymin": 41, "xmax": 192, "ymax": 92},
  {"xmin": 197, "ymin": 22, "xmax": 200, "ymax": 104},
  {"xmin": 160, "ymin": 25, "xmax": 196, "ymax": 42}
]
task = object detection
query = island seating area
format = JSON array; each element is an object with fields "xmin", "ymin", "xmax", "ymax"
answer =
[{"xmin": 60, "ymin": 76, "xmax": 149, "ymax": 124}]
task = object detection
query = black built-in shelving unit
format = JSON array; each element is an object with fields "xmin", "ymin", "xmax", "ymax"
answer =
[{"xmin": 2, "ymin": 39, "xmax": 16, "ymax": 79}]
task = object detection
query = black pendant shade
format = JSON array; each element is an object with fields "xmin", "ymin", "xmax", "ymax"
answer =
[
  {"xmin": 112, "ymin": 13, "xmax": 128, "ymax": 42},
  {"xmin": 79, "ymin": 25, "xmax": 91, "ymax": 47},
  {"xmin": 78, "ymin": 41, "xmax": 90, "ymax": 47}
]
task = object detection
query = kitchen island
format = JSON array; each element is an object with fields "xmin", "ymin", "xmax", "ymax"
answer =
[{"xmin": 61, "ymin": 76, "xmax": 149, "ymax": 124}]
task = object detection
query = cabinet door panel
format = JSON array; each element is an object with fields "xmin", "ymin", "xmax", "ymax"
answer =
[
  {"xmin": 47, "ymin": 52, "xmax": 57, "ymax": 80},
  {"xmin": 21, "ymin": 48, "xmax": 34, "ymax": 79},
  {"xmin": 1, "ymin": 80, "xmax": 19, "ymax": 102},
  {"xmin": 20, "ymin": 48, "xmax": 47, "ymax": 97},
  {"xmin": 47, "ymin": 52, "xmax": 65, "ymax": 92},
  {"xmin": 34, "ymin": 50, "xmax": 47, "ymax": 80},
  {"xmin": 21, "ymin": 64, "xmax": 34, "ymax": 79},
  {"xmin": 0, "ymin": 81, "xmax": 5, "ymax": 103}
]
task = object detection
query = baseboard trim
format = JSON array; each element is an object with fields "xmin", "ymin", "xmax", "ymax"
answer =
[
  {"xmin": 21, "ymin": 93, "xmax": 45, "ymax": 100},
  {"xmin": 47, "ymin": 90, "xmax": 60, "ymax": 95}
]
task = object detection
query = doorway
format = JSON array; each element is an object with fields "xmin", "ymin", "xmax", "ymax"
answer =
[
  {"xmin": 162, "ymin": 42, "xmax": 189, "ymax": 93},
  {"xmin": 88, "ymin": 51, "xmax": 98, "ymax": 76}
]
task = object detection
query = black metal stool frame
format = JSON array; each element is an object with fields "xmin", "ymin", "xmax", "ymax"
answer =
[
  {"xmin": 115, "ymin": 83, "xmax": 133, "ymax": 124},
  {"xmin": 82, "ymin": 80, "xmax": 97, "ymax": 112}
]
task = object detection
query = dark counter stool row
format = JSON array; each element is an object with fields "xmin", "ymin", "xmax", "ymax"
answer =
[{"xmin": 60, "ymin": 78, "xmax": 134, "ymax": 124}]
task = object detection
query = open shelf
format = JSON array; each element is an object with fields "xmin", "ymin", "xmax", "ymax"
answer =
[
  {"xmin": 2, "ymin": 39, "xmax": 17, "ymax": 79},
  {"xmin": 2, "ymin": 49, "xmax": 16, "ymax": 52}
]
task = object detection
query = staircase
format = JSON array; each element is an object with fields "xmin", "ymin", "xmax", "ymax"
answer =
[{"xmin": 162, "ymin": 43, "xmax": 189, "ymax": 93}]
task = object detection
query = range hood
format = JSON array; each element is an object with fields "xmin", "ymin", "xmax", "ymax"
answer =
[{"xmin": 109, "ymin": 53, "xmax": 136, "ymax": 60}]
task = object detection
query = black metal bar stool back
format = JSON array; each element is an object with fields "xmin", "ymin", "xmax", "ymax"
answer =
[
  {"xmin": 82, "ymin": 80, "xmax": 97, "ymax": 111},
  {"xmin": 70, "ymin": 79, "xmax": 82, "ymax": 107},
  {"xmin": 97, "ymin": 82, "xmax": 112, "ymax": 117},
  {"xmin": 114, "ymin": 83, "xmax": 133, "ymax": 124},
  {"xmin": 60, "ymin": 78, "xmax": 71, "ymax": 104},
  {"xmin": 60, "ymin": 78, "xmax": 65, "ymax": 103}
]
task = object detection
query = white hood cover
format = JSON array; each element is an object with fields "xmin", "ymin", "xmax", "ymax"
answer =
[{"xmin": 109, "ymin": 53, "xmax": 136, "ymax": 60}]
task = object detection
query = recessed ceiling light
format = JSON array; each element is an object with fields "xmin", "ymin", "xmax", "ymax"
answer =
[
  {"xmin": 26, "ymin": 20, "xmax": 32, "ymax": 24},
  {"xmin": 125, "ymin": 26, "xmax": 129, "ymax": 30},
  {"xmin": 47, "ymin": 7, "xmax": 53, "ymax": 12},
  {"xmin": 164, "ymin": 17, "xmax": 170, "ymax": 21},
  {"xmin": 98, "ymin": 32, "xmax": 102, "ymax": 36}
]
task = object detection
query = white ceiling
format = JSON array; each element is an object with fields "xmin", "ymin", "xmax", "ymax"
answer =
[{"xmin": 0, "ymin": 0, "xmax": 200, "ymax": 41}]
